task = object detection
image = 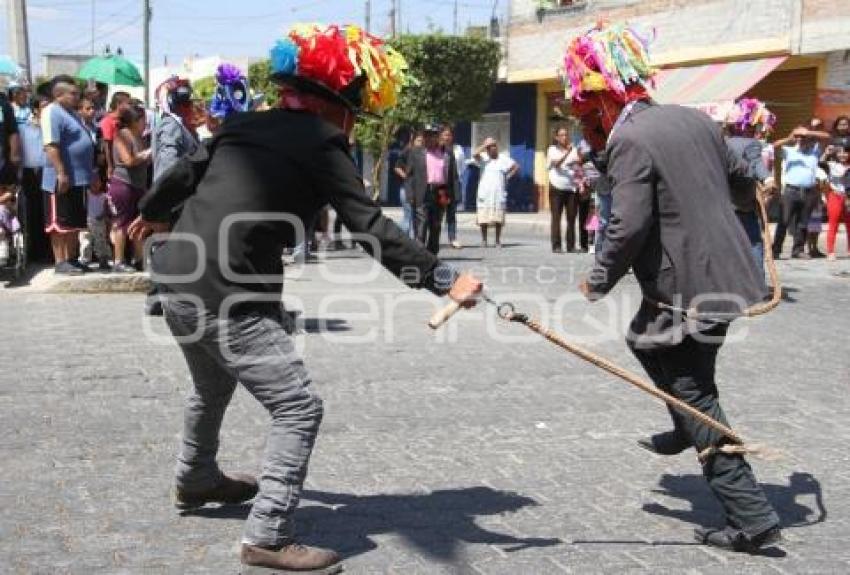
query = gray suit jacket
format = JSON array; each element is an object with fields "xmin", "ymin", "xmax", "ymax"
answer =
[
  {"xmin": 588, "ymin": 102, "xmax": 767, "ymax": 349},
  {"xmin": 725, "ymin": 135, "xmax": 771, "ymax": 213}
]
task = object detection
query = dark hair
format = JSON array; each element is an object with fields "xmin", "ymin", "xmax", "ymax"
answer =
[
  {"xmin": 552, "ymin": 125, "xmax": 569, "ymax": 145},
  {"xmin": 31, "ymin": 94, "xmax": 49, "ymax": 111},
  {"xmin": 50, "ymin": 74, "xmax": 78, "ymax": 96},
  {"xmin": 833, "ymin": 115, "xmax": 850, "ymax": 132},
  {"xmin": 440, "ymin": 125, "xmax": 453, "ymax": 135},
  {"xmin": 109, "ymin": 91, "xmax": 131, "ymax": 111},
  {"xmin": 117, "ymin": 106, "xmax": 144, "ymax": 129}
]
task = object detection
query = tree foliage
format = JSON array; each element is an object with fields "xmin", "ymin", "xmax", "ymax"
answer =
[
  {"xmin": 191, "ymin": 76, "xmax": 216, "ymax": 101},
  {"xmin": 248, "ymin": 59, "xmax": 276, "ymax": 104},
  {"xmin": 391, "ymin": 34, "xmax": 500, "ymax": 126},
  {"xmin": 356, "ymin": 34, "xmax": 501, "ymax": 197}
]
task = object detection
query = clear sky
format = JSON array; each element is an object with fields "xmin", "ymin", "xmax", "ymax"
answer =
[{"xmin": 3, "ymin": 0, "xmax": 504, "ymax": 75}]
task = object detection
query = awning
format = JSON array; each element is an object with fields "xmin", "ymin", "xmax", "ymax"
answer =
[{"xmin": 651, "ymin": 56, "xmax": 788, "ymax": 119}]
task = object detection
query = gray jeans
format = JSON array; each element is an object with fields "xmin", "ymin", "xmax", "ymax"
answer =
[{"xmin": 163, "ymin": 296, "xmax": 323, "ymax": 548}]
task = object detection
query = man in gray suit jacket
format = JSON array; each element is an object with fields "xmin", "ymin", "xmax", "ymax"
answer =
[{"xmin": 569, "ymin": 22, "xmax": 780, "ymax": 554}]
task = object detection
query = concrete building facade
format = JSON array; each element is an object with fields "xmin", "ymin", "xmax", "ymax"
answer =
[{"xmin": 502, "ymin": 0, "xmax": 850, "ymax": 207}]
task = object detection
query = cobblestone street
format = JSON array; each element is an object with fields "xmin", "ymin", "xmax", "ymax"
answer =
[{"xmin": 1, "ymin": 230, "xmax": 849, "ymax": 574}]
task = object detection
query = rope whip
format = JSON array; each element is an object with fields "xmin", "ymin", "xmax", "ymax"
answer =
[{"xmin": 428, "ymin": 186, "xmax": 781, "ymax": 463}]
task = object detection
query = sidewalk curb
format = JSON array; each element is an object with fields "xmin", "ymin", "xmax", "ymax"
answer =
[{"xmin": 47, "ymin": 274, "xmax": 152, "ymax": 294}]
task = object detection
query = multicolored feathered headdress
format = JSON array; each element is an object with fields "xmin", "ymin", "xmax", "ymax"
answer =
[
  {"xmin": 725, "ymin": 97, "xmax": 776, "ymax": 133},
  {"xmin": 268, "ymin": 23, "xmax": 409, "ymax": 115},
  {"xmin": 155, "ymin": 75, "xmax": 193, "ymax": 115},
  {"xmin": 209, "ymin": 63, "xmax": 251, "ymax": 119},
  {"xmin": 562, "ymin": 21, "xmax": 656, "ymax": 102}
]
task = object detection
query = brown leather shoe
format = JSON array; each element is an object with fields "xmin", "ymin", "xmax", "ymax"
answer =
[
  {"xmin": 241, "ymin": 543, "xmax": 342, "ymax": 574},
  {"xmin": 174, "ymin": 472, "xmax": 258, "ymax": 510}
]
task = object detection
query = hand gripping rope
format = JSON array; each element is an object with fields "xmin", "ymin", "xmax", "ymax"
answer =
[{"xmin": 428, "ymin": 187, "xmax": 781, "ymax": 464}]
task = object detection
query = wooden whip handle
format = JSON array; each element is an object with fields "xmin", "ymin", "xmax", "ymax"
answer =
[{"xmin": 428, "ymin": 300, "xmax": 463, "ymax": 330}]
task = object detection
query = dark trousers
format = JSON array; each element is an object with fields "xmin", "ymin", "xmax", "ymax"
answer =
[
  {"xmin": 425, "ymin": 203, "xmax": 446, "ymax": 255},
  {"xmin": 772, "ymin": 185, "xmax": 819, "ymax": 257},
  {"xmin": 736, "ymin": 211, "xmax": 765, "ymax": 279},
  {"xmin": 19, "ymin": 168, "xmax": 51, "ymax": 263},
  {"xmin": 412, "ymin": 202, "xmax": 427, "ymax": 246},
  {"xmin": 630, "ymin": 325, "xmax": 779, "ymax": 536},
  {"xmin": 550, "ymin": 187, "xmax": 590, "ymax": 251}
]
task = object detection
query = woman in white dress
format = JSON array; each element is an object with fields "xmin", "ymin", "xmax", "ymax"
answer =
[{"xmin": 474, "ymin": 137, "xmax": 518, "ymax": 247}]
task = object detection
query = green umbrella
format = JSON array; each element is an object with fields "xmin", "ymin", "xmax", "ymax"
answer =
[{"xmin": 77, "ymin": 54, "xmax": 143, "ymax": 86}]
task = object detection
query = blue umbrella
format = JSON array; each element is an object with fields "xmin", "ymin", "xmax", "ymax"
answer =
[{"xmin": 0, "ymin": 55, "xmax": 23, "ymax": 78}]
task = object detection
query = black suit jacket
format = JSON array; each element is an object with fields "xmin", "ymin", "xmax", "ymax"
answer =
[
  {"xmin": 588, "ymin": 102, "xmax": 767, "ymax": 349},
  {"xmin": 400, "ymin": 146, "xmax": 459, "ymax": 206},
  {"xmin": 140, "ymin": 109, "xmax": 454, "ymax": 311}
]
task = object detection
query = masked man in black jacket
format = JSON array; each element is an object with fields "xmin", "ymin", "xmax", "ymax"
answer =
[{"xmin": 131, "ymin": 25, "xmax": 482, "ymax": 574}]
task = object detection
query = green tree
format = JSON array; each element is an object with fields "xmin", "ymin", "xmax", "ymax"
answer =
[
  {"xmin": 192, "ymin": 75, "xmax": 216, "ymax": 101},
  {"xmin": 248, "ymin": 59, "xmax": 276, "ymax": 104},
  {"xmin": 357, "ymin": 34, "xmax": 501, "ymax": 199}
]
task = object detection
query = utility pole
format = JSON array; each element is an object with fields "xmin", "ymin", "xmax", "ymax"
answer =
[
  {"xmin": 453, "ymin": 0, "xmax": 458, "ymax": 35},
  {"xmin": 389, "ymin": 0, "xmax": 396, "ymax": 37},
  {"xmin": 365, "ymin": 0, "xmax": 371, "ymax": 33},
  {"xmin": 143, "ymin": 0, "xmax": 151, "ymax": 105},
  {"xmin": 6, "ymin": 0, "xmax": 32, "ymax": 82},
  {"xmin": 397, "ymin": 0, "xmax": 402, "ymax": 36},
  {"xmin": 91, "ymin": 0, "xmax": 96, "ymax": 55}
]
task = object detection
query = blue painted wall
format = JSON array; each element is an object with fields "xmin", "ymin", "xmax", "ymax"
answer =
[
  {"xmin": 382, "ymin": 82, "xmax": 538, "ymax": 212},
  {"xmin": 455, "ymin": 82, "xmax": 538, "ymax": 212}
]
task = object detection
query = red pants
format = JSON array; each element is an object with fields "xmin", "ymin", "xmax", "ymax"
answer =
[{"xmin": 826, "ymin": 191, "xmax": 850, "ymax": 254}]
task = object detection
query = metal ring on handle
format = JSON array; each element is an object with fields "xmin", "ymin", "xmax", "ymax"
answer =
[{"xmin": 497, "ymin": 302, "xmax": 515, "ymax": 320}]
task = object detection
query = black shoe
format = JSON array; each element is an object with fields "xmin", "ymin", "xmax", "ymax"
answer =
[
  {"xmin": 175, "ymin": 472, "xmax": 259, "ymax": 510},
  {"xmin": 98, "ymin": 258, "xmax": 112, "ymax": 273},
  {"xmin": 145, "ymin": 298, "xmax": 164, "ymax": 316},
  {"xmin": 695, "ymin": 524, "xmax": 781, "ymax": 554},
  {"xmin": 71, "ymin": 259, "xmax": 91, "ymax": 273},
  {"xmin": 809, "ymin": 248, "xmax": 825, "ymax": 259},
  {"xmin": 791, "ymin": 251, "xmax": 810, "ymax": 260},
  {"xmin": 55, "ymin": 261, "xmax": 84, "ymax": 276},
  {"xmin": 637, "ymin": 430, "xmax": 690, "ymax": 455}
]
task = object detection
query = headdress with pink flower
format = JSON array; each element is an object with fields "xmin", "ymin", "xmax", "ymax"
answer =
[
  {"xmin": 268, "ymin": 23, "xmax": 409, "ymax": 115},
  {"xmin": 725, "ymin": 98, "xmax": 776, "ymax": 133},
  {"xmin": 562, "ymin": 21, "xmax": 656, "ymax": 103}
]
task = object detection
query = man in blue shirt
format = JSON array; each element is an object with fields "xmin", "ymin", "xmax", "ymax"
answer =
[
  {"xmin": 41, "ymin": 75, "xmax": 98, "ymax": 275},
  {"xmin": 771, "ymin": 124, "xmax": 830, "ymax": 258}
]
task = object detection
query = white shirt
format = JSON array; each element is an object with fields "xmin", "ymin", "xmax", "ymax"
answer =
[
  {"xmin": 826, "ymin": 161, "xmax": 849, "ymax": 195},
  {"xmin": 451, "ymin": 144, "xmax": 465, "ymax": 179},
  {"xmin": 547, "ymin": 145, "xmax": 581, "ymax": 190},
  {"xmin": 477, "ymin": 153, "xmax": 516, "ymax": 207}
]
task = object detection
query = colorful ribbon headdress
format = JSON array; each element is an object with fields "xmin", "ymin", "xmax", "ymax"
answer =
[
  {"xmin": 154, "ymin": 75, "xmax": 193, "ymax": 115},
  {"xmin": 726, "ymin": 98, "xmax": 776, "ymax": 133},
  {"xmin": 209, "ymin": 63, "xmax": 251, "ymax": 119},
  {"xmin": 562, "ymin": 21, "xmax": 656, "ymax": 102},
  {"xmin": 268, "ymin": 23, "xmax": 409, "ymax": 115}
]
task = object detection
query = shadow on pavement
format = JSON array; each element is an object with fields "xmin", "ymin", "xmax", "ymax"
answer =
[
  {"xmin": 185, "ymin": 486, "xmax": 561, "ymax": 561},
  {"xmin": 300, "ymin": 318, "xmax": 350, "ymax": 333},
  {"xmin": 643, "ymin": 471, "xmax": 826, "ymax": 531}
]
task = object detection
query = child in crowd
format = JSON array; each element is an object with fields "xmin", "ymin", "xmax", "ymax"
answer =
[
  {"xmin": 77, "ymin": 97, "xmax": 112, "ymax": 271},
  {"xmin": 822, "ymin": 143, "xmax": 850, "ymax": 261},
  {"xmin": 0, "ymin": 184, "xmax": 21, "ymax": 266}
]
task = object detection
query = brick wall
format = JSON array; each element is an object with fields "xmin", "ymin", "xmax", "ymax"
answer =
[
  {"xmin": 508, "ymin": 0, "xmax": 850, "ymax": 77},
  {"xmin": 824, "ymin": 50, "xmax": 850, "ymax": 90}
]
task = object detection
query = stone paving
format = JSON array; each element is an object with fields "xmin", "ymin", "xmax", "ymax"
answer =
[{"xmin": 1, "ymin": 228, "xmax": 849, "ymax": 574}]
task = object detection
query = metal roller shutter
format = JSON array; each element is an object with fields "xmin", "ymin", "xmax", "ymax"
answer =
[{"xmin": 746, "ymin": 68, "xmax": 818, "ymax": 137}]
